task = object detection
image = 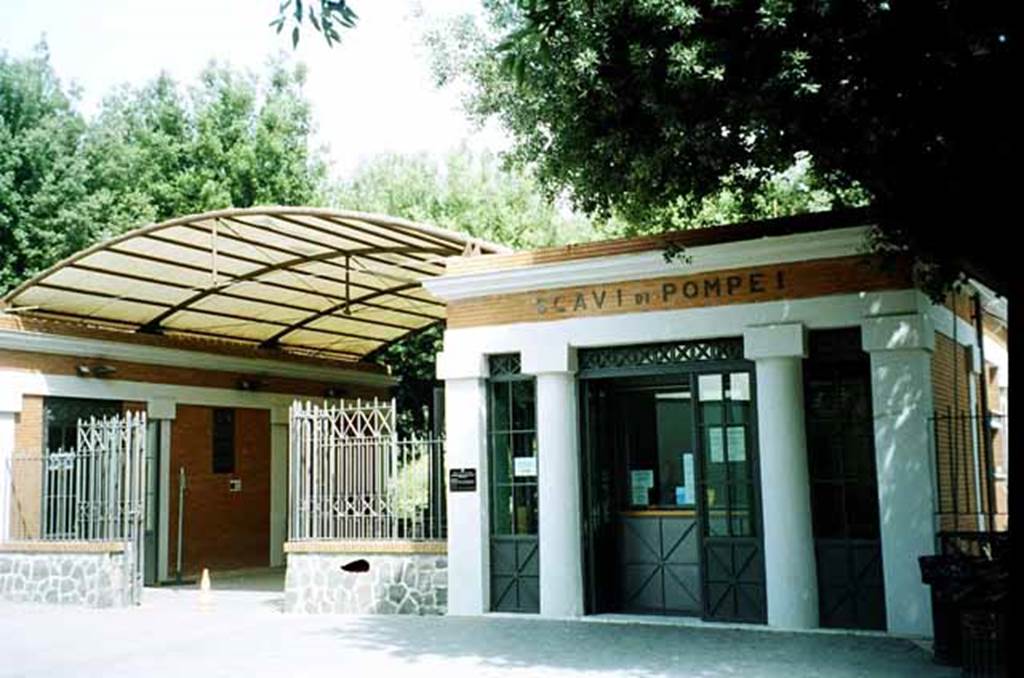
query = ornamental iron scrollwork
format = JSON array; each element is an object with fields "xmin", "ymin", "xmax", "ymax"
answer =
[
  {"xmin": 488, "ymin": 353, "xmax": 523, "ymax": 378},
  {"xmin": 578, "ymin": 338, "xmax": 744, "ymax": 372}
]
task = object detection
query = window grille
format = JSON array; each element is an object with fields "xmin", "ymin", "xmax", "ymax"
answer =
[
  {"xmin": 488, "ymin": 353, "xmax": 523, "ymax": 379},
  {"xmin": 578, "ymin": 338, "xmax": 744, "ymax": 373}
]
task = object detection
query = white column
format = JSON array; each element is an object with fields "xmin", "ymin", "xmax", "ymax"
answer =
[
  {"xmin": 270, "ymin": 406, "xmax": 289, "ymax": 567},
  {"xmin": 0, "ymin": 385, "xmax": 22, "ymax": 543},
  {"xmin": 437, "ymin": 350, "xmax": 490, "ymax": 615},
  {"xmin": 524, "ymin": 345, "xmax": 583, "ymax": 618},
  {"xmin": 147, "ymin": 398, "xmax": 175, "ymax": 583},
  {"xmin": 744, "ymin": 323, "xmax": 818, "ymax": 629},
  {"xmin": 862, "ymin": 314, "xmax": 936, "ymax": 637}
]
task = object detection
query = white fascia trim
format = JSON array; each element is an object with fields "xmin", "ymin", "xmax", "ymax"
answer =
[
  {"xmin": 425, "ymin": 226, "xmax": 871, "ymax": 301},
  {"xmin": 1, "ymin": 370, "xmax": 317, "ymax": 410},
  {"xmin": 0, "ymin": 327, "xmax": 395, "ymax": 388}
]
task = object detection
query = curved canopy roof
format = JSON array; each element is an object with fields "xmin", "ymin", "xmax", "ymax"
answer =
[{"xmin": 1, "ymin": 207, "xmax": 509, "ymax": 362}]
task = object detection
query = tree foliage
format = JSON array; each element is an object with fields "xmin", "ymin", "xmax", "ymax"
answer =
[
  {"xmin": 330, "ymin": 148, "xmax": 603, "ymax": 248},
  {"xmin": 427, "ymin": 0, "xmax": 1014, "ymax": 295},
  {"xmin": 0, "ymin": 46, "xmax": 325, "ymax": 292},
  {"xmin": 330, "ymin": 149, "xmax": 605, "ymax": 432}
]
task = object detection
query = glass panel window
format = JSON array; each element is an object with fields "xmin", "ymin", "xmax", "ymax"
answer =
[
  {"xmin": 511, "ymin": 380, "xmax": 536, "ymax": 431},
  {"xmin": 491, "ymin": 381, "xmax": 511, "ymax": 432},
  {"xmin": 491, "ymin": 484, "xmax": 513, "ymax": 533},
  {"xmin": 654, "ymin": 393, "xmax": 695, "ymax": 507},
  {"xmin": 488, "ymin": 355, "xmax": 538, "ymax": 537},
  {"xmin": 730, "ymin": 483, "xmax": 756, "ymax": 536},
  {"xmin": 491, "ymin": 434, "xmax": 512, "ymax": 486},
  {"xmin": 706, "ymin": 481, "xmax": 730, "ymax": 536},
  {"xmin": 699, "ymin": 370, "xmax": 758, "ymax": 538},
  {"xmin": 512, "ymin": 485, "xmax": 539, "ymax": 534},
  {"xmin": 620, "ymin": 389, "xmax": 696, "ymax": 509}
]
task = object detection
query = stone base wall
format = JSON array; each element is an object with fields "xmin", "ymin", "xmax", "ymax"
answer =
[
  {"xmin": 0, "ymin": 547, "xmax": 131, "ymax": 608},
  {"xmin": 285, "ymin": 548, "xmax": 447, "ymax": 615}
]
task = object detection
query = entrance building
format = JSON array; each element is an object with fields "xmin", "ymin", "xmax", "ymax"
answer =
[{"xmin": 426, "ymin": 210, "xmax": 1009, "ymax": 636}]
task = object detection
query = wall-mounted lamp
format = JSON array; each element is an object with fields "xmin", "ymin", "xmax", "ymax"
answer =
[{"xmin": 76, "ymin": 364, "xmax": 117, "ymax": 378}]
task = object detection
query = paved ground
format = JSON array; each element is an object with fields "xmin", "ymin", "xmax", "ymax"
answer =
[{"xmin": 0, "ymin": 583, "xmax": 954, "ymax": 678}]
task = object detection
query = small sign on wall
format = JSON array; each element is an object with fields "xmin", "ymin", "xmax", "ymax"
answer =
[
  {"xmin": 229, "ymin": 478, "xmax": 242, "ymax": 492},
  {"xmin": 449, "ymin": 468, "xmax": 477, "ymax": 492}
]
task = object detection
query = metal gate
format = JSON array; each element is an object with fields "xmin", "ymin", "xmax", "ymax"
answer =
[
  {"xmin": 14, "ymin": 411, "xmax": 148, "ymax": 604},
  {"xmin": 289, "ymin": 399, "xmax": 446, "ymax": 541}
]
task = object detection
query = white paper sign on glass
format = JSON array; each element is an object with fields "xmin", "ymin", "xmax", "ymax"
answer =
[
  {"xmin": 513, "ymin": 456, "xmax": 537, "ymax": 477},
  {"xmin": 630, "ymin": 469, "xmax": 654, "ymax": 505},
  {"xmin": 631, "ymin": 469, "xmax": 654, "ymax": 488},
  {"xmin": 675, "ymin": 486, "xmax": 688, "ymax": 505},
  {"xmin": 698, "ymin": 374, "xmax": 723, "ymax": 401},
  {"xmin": 729, "ymin": 372, "xmax": 751, "ymax": 401}
]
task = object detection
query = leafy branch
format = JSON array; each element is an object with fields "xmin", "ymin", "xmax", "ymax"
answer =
[{"xmin": 270, "ymin": 0, "xmax": 358, "ymax": 48}]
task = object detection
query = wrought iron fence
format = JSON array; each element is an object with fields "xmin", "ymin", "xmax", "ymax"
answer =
[
  {"xmin": 930, "ymin": 409, "xmax": 1008, "ymax": 533},
  {"xmin": 4, "ymin": 412, "xmax": 147, "ymax": 602},
  {"xmin": 289, "ymin": 399, "xmax": 446, "ymax": 541}
]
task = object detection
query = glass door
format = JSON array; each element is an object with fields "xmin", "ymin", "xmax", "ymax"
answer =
[
  {"xmin": 581, "ymin": 377, "xmax": 702, "ymax": 616},
  {"xmin": 696, "ymin": 370, "xmax": 767, "ymax": 623}
]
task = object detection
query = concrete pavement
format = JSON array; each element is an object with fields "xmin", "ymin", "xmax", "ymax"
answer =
[{"xmin": 0, "ymin": 587, "xmax": 954, "ymax": 678}]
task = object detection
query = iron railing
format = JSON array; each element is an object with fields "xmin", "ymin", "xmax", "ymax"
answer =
[
  {"xmin": 289, "ymin": 400, "xmax": 446, "ymax": 541},
  {"xmin": 930, "ymin": 410, "xmax": 1008, "ymax": 533},
  {"xmin": 4, "ymin": 412, "xmax": 147, "ymax": 603}
]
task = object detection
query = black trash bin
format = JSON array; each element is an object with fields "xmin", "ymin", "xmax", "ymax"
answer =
[
  {"xmin": 919, "ymin": 554, "xmax": 976, "ymax": 666},
  {"xmin": 959, "ymin": 557, "xmax": 1009, "ymax": 678},
  {"xmin": 961, "ymin": 608, "xmax": 1007, "ymax": 677}
]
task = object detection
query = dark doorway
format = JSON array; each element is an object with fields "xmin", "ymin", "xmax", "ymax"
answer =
[
  {"xmin": 579, "ymin": 343, "xmax": 766, "ymax": 623},
  {"xmin": 804, "ymin": 328, "xmax": 886, "ymax": 630},
  {"xmin": 583, "ymin": 378, "xmax": 702, "ymax": 615}
]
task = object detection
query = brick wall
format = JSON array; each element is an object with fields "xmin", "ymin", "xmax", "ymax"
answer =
[
  {"xmin": 9, "ymin": 396, "xmax": 43, "ymax": 539},
  {"xmin": 168, "ymin": 405, "xmax": 271, "ymax": 576}
]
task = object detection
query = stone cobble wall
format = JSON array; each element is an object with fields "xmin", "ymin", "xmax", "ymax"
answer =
[
  {"xmin": 285, "ymin": 552, "xmax": 447, "ymax": 615},
  {"xmin": 0, "ymin": 550, "xmax": 130, "ymax": 607}
]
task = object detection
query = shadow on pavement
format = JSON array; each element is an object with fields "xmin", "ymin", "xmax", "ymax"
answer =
[{"xmin": 310, "ymin": 615, "xmax": 955, "ymax": 678}]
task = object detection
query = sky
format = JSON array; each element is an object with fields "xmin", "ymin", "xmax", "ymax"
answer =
[{"xmin": 0, "ymin": 0, "xmax": 507, "ymax": 179}]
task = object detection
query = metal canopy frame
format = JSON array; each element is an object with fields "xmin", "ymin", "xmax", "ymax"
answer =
[{"xmin": 1, "ymin": 206, "xmax": 509, "ymax": 362}]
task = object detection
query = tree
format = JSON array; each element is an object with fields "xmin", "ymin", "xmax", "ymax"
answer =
[
  {"xmin": 330, "ymin": 149, "xmax": 605, "ymax": 432},
  {"xmin": 0, "ymin": 49, "xmax": 326, "ymax": 292},
  {"xmin": 330, "ymin": 147, "xmax": 603, "ymax": 248},
  {"xmin": 0, "ymin": 44, "xmax": 98, "ymax": 292},
  {"xmin": 427, "ymin": 1, "xmax": 1014, "ymax": 297}
]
